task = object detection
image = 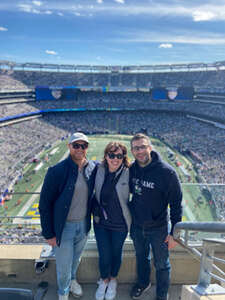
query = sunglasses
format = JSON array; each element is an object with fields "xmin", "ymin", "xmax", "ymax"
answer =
[
  {"xmin": 107, "ymin": 153, "xmax": 124, "ymax": 160},
  {"xmin": 131, "ymin": 144, "xmax": 149, "ymax": 152},
  {"xmin": 71, "ymin": 143, "xmax": 88, "ymax": 150}
]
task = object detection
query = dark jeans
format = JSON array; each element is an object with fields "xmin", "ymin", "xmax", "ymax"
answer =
[
  {"xmin": 94, "ymin": 224, "xmax": 128, "ymax": 280},
  {"xmin": 130, "ymin": 224, "xmax": 171, "ymax": 299}
]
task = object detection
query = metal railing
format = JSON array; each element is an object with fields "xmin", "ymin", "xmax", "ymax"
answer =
[
  {"xmin": 174, "ymin": 221, "xmax": 225, "ymax": 296},
  {"xmin": 1, "ymin": 215, "xmax": 225, "ymax": 295}
]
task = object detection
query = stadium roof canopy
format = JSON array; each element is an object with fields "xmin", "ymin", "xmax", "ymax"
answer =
[{"xmin": 1, "ymin": 60, "xmax": 225, "ymax": 73}]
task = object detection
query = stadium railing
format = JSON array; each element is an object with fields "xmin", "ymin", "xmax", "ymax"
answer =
[
  {"xmin": 0, "ymin": 183, "xmax": 225, "ymax": 244},
  {"xmin": 174, "ymin": 221, "xmax": 225, "ymax": 297}
]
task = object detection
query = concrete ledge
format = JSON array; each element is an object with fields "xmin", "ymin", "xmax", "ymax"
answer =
[
  {"xmin": 0, "ymin": 244, "xmax": 224, "ymax": 285},
  {"xmin": 0, "ymin": 245, "xmax": 44, "ymax": 260},
  {"xmin": 0, "ymin": 247, "xmax": 200, "ymax": 284}
]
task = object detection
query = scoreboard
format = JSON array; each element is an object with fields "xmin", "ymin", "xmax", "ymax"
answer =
[{"xmin": 35, "ymin": 86, "xmax": 78, "ymax": 101}]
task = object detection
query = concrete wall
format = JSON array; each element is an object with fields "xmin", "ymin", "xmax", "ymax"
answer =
[{"xmin": 0, "ymin": 244, "xmax": 224, "ymax": 285}]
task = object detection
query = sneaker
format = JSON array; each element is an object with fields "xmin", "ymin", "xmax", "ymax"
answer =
[
  {"xmin": 70, "ymin": 279, "xmax": 83, "ymax": 298},
  {"xmin": 105, "ymin": 279, "xmax": 117, "ymax": 300},
  {"xmin": 130, "ymin": 282, "xmax": 151, "ymax": 299},
  {"xmin": 59, "ymin": 295, "xmax": 68, "ymax": 300},
  {"xmin": 95, "ymin": 279, "xmax": 108, "ymax": 300}
]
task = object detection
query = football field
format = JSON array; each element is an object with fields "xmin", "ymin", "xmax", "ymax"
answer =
[{"xmin": 0, "ymin": 134, "xmax": 217, "ymax": 223}]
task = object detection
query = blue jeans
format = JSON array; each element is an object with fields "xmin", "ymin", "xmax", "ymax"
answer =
[
  {"xmin": 94, "ymin": 225, "xmax": 128, "ymax": 279},
  {"xmin": 55, "ymin": 220, "xmax": 87, "ymax": 296},
  {"xmin": 130, "ymin": 224, "xmax": 171, "ymax": 299}
]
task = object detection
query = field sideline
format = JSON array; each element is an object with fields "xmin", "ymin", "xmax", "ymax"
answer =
[{"xmin": 0, "ymin": 135, "xmax": 216, "ymax": 223}]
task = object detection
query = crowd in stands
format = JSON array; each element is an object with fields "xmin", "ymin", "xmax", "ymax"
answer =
[
  {"xmin": 0, "ymin": 111, "xmax": 224, "ymax": 187},
  {"xmin": 0, "ymin": 117, "xmax": 67, "ymax": 190},
  {"xmin": 1, "ymin": 68, "xmax": 225, "ymax": 93},
  {"xmin": 210, "ymin": 186, "xmax": 225, "ymax": 222},
  {"xmin": 1, "ymin": 91, "xmax": 225, "ymax": 123},
  {"xmin": 0, "ymin": 72, "xmax": 28, "ymax": 91},
  {"xmin": 0, "ymin": 228, "xmax": 44, "ymax": 244}
]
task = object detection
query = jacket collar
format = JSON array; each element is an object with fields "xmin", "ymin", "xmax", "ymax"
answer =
[
  {"xmin": 99, "ymin": 162, "xmax": 125, "ymax": 178},
  {"xmin": 66, "ymin": 155, "xmax": 97, "ymax": 180},
  {"xmin": 67, "ymin": 155, "xmax": 79, "ymax": 171}
]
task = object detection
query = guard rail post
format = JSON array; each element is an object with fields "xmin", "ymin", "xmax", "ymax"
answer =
[
  {"xmin": 174, "ymin": 221, "xmax": 225, "ymax": 300},
  {"xmin": 196, "ymin": 239, "xmax": 215, "ymax": 293}
]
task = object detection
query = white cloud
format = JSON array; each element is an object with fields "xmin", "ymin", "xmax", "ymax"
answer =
[
  {"xmin": 18, "ymin": 4, "xmax": 40, "ymax": 14},
  {"xmin": 192, "ymin": 11, "xmax": 215, "ymax": 21},
  {"xmin": 113, "ymin": 29, "xmax": 225, "ymax": 45},
  {"xmin": 74, "ymin": 12, "xmax": 81, "ymax": 16},
  {"xmin": 57, "ymin": 12, "xmax": 63, "ymax": 16},
  {"xmin": 32, "ymin": 9, "xmax": 41, "ymax": 14},
  {"xmin": 18, "ymin": 4, "xmax": 32, "ymax": 13},
  {"xmin": 46, "ymin": 50, "xmax": 57, "ymax": 55},
  {"xmin": 53, "ymin": 2, "xmax": 225, "ymax": 22},
  {"xmin": 18, "ymin": 3, "xmax": 52, "ymax": 15},
  {"xmin": 10, "ymin": 2, "xmax": 225, "ymax": 21},
  {"xmin": 6, "ymin": 1, "xmax": 225, "ymax": 22},
  {"xmin": 44, "ymin": 10, "xmax": 52, "ymax": 15},
  {"xmin": 0, "ymin": 26, "xmax": 8, "ymax": 31},
  {"xmin": 159, "ymin": 43, "xmax": 173, "ymax": 48},
  {"xmin": 32, "ymin": 1, "xmax": 43, "ymax": 6},
  {"xmin": 114, "ymin": 0, "xmax": 125, "ymax": 4}
]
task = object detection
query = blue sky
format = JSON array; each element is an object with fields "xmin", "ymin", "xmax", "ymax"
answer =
[{"xmin": 1, "ymin": 0, "xmax": 225, "ymax": 65}]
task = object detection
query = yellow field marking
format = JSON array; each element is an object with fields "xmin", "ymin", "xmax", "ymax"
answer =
[{"xmin": 27, "ymin": 211, "xmax": 35, "ymax": 216}]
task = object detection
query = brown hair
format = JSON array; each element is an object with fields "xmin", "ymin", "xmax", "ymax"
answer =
[
  {"xmin": 130, "ymin": 133, "xmax": 151, "ymax": 147},
  {"xmin": 103, "ymin": 141, "xmax": 130, "ymax": 168}
]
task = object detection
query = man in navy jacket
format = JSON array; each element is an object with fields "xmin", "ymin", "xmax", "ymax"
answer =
[
  {"xmin": 39, "ymin": 132, "xmax": 97, "ymax": 300},
  {"xmin": 129, "ymin": 133, "xmax": 182, "ymax": 300}
]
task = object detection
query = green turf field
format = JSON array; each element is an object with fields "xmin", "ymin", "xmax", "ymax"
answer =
[{"xmin": 0, "ymin": 134, "xmax": 218, "ymax": 223}]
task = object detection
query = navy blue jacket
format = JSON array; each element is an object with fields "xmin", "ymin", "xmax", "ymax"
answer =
[
  {"xmin": 39, "ymin": 155, "xmax": 98, "ymax": 246},
  {"xmin": 129, "ymin": 151, "xmax": 182, "ymax": 235}
]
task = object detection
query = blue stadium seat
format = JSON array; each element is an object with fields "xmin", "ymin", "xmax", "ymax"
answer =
[
  {"xmin": 0, "ymin": 288, "xmax": 33, "ymax": 300},
  {"xmin": 0, "ymin": 282, "xmax": 48, "ymax": 300}
]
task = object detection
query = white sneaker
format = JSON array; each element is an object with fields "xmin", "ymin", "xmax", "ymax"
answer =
[
  {"xmin": 70, "ymin": 279, "xmax": 83, "ymax": 298},
  {"xmin": 105, "ymin": 279, "xmax": 117, "ymax": 300},
  {"xmin": 95, "ymin": 279, "xmax": 108, "ymax": 300},
  {"xmin": 59, "ymin": 295, "xmax": 68, "ymax": 300}
]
